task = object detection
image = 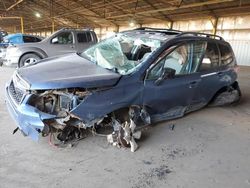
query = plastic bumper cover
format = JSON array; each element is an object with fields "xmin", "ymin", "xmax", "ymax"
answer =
[{"xmin": 5, "ymin": 84, "xmax": 56, "ymax": 141}]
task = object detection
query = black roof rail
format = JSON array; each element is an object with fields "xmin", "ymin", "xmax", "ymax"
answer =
[
  {"xmin": 176, "ymin": 32, "xmax": 224, "ymax": 41},
  {"xmin": 134, "ymin": 27, "xmax": 182, "ymax": 34},
  {"xmin": 132, "ymin": 27, "xmax": 224, "ymax": 40},
  {"xmin": 59, "ymin": 27, "xmax": 92, "ymax": 31}
]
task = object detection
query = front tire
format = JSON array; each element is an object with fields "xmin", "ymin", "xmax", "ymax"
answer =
[{"xmin": 18, "ymin": 53, "xmax": 41, "ymax": 68}]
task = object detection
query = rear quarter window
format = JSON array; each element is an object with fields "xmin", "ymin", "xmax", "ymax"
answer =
[
  {"xmin": 35, "ymin": 37, "xmax": 42, "ymax": 42},
  {"xmin": 198, "ymin": 42, "xmax": 220, "ymax": 72},
  {"xmin": 219, "ymin": 43, "xmax": 235, "ymax": 66}
]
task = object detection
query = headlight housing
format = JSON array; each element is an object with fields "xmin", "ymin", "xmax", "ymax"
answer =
[{"xmin": 12, "ymin": 71, "xmax": 30, "ymax": 90}]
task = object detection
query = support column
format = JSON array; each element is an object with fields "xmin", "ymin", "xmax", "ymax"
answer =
[
  {"xmin": 169, "ymin": 21, "xmax": 173, "ymax": 29},
  {"xmin": 115, "ymin": 25, "xmax": 119, "ymax": 32},
  {"xmin": 20, "ymin": 17, "xmax": 24, "ymax": 33},
  {"xmin": 52, "ymin": 19, "xmax": 55, "ymax": 33},
  {"xmin": 50, "ymin": 0, "xmax": 54, "ymax": 33},
  {"xmin": 212, "ymin": 18, "xmax": 218, "ymax": 35}
]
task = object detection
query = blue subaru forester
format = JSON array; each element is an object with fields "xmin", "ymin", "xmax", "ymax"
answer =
[{"xmin": 5, "ymin": 28, "xmax": 241, "ymax": 151}]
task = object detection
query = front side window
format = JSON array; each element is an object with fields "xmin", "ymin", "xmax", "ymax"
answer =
[
  {"xmin": 219, "ymin": 44, "xmax": 234, "ymax": 66},
  {"xmin": 51, "ymin": 32, "xmax": 73, "ymax": 44},
  {"xmin": 147, "ymin": 41, "xmax": 206, "ymax": 80},
  {"xmin": 199, "ymin": 42, "xmax": 219, "ymax": 72}
]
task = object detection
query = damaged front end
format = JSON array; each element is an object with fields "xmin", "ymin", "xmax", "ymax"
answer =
[
  {"xmin": 6, "ymin": 81, "xmax": 148, "ymax": 152},
  {"xmin": 27, "ymin": 88, "xmax": 90, "ymax": 142},
  {"xmin": 30, "ymin": 89, "xmax": 149, "ymax": 151}
]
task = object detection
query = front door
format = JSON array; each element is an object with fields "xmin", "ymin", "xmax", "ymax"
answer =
[
  {"xmin": 47, "ymin": 31, "xmax": 76, "ymax": 56},
  {"xmin": 143, "ymin": 41, "xmax": 207, "ymax": 122}
]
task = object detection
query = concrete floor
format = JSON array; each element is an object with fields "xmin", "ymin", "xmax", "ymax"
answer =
[{"xmin": 0, "ymin": 66, "xmax": 250, "ymax": 188}]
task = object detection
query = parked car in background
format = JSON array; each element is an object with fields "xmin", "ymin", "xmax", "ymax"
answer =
[
  {"xmin": 3, "ymin": 28, "xmax": 98, "ymax": 67},
  {"xmin": 5, "ymin": 28, "xmax": 241, "ymax": 152},
  {"xmin": 0, "ymin": 33, "xmax": 43, "ymax": 66},
  {"xmin": 0, "ymin": 30, "xmax": 8, "ymax": 42},
  {"xmin": 0, "ymin": 30, "xmax": 8, "ymax": 65}
]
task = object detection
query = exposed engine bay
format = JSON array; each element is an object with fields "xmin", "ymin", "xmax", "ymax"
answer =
[{"xmin": 27, "ymin": 89, "xmax": 151, "ymax": 152}]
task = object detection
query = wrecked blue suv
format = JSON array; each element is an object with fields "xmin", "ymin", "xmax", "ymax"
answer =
[{"xmin": 5, "ymin": 28, "xmax": 241, "ymax": 152}]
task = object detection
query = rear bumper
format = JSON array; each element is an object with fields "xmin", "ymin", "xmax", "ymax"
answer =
[{"xmin": 5, "ymin": 83, "xmax": 55, "ymax": 141}]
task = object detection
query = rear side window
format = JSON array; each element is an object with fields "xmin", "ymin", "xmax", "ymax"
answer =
[
  {"xmin": 77, "ymin": 32, "xmax": 92, "ymax": 43},
  {"xmin": 199, "ymin": 42, "xmax": 219, "ymax": 72},
  {"xmin": 219, "ymin": 44, "xmax": 234, "ymax": 66},
  {"xmin": 23, "ymin": 36, "xmax": 38, "ymax": 43}
]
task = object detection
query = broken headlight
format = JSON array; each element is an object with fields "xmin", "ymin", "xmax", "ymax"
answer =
[{"xmin": 28, "ymin": 88, "xmax": 90, "ymax": 115}]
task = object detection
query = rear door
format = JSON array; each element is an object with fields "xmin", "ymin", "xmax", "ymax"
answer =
[
  {"xmin": 75, "ymin": 31, "xmax": 96, "ymax": 52},
  {"xmin": 46, "ymin": 31, "xmax": 75, "ymax": 56},
  {"xmin": 195, "ymin": 42, "xmax": 237, "ymax": 104},
  {"xmin": 143, "ymin": 40, "xmax": 207, "ymax": 121},
  {"xmin": 195, "ymin": 42, "xmax": 222, "ymax": 103}
]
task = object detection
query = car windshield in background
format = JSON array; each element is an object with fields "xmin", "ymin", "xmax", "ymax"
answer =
[{"xmin": 81, "ymin": 33, "xmax": 163, "ymax": 75}]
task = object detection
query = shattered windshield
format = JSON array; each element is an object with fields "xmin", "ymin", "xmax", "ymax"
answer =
[{"xmin": 81, "ymin": 33, "xmax": 162, "ymax": 75}]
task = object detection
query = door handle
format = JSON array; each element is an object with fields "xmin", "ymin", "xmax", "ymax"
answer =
[
  {"xmin": 217, "ymin": 72, "xmax": 223, "ymax": 77},
  {"xmin": 189, "ymin": 81, "xmax": 198, "ymax": 88}
]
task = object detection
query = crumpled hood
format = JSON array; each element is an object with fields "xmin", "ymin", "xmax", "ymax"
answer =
[{"xmin": 17, "ymin": 53, "xmax": 121, "ymax": 90}]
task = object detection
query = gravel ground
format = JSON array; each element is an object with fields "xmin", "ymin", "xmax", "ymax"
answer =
[{"xmin": 0, "ymin": 66, "xmax": 250, "ymax": 188}]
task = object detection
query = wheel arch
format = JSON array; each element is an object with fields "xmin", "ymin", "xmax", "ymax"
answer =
[
  {"xmin": 18, "ymin": 48, "xmax": 48, "ymax": 66},
  {"xmin": 208, "ymin": 81, "xmax": 241, "ymax": 105}
]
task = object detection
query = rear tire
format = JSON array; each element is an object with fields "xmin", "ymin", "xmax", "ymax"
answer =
[{"xmin": 18, "ymin": 53, "xmax": 41, "ymax": 68}]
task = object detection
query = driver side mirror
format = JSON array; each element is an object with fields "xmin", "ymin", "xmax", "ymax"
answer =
[
  {"xmin": 51, "ymin": 37, "xmax": 58, "ymax": 44},
  {"xmin": 155, "ymin": 67, "xmax": 176, "ymax": 86}
]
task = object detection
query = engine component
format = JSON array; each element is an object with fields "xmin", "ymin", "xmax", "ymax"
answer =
[{"xmin": 107, "ymin": 118, "xmax": 141, "ymax": 152}]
